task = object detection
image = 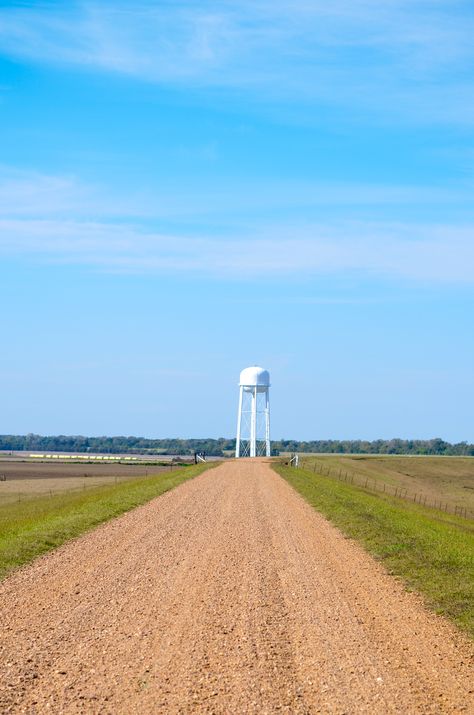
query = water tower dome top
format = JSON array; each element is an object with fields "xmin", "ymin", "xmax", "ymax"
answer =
[{"xmin": 239, "ymin": 366, "xmax": 270, "ymax": 387}]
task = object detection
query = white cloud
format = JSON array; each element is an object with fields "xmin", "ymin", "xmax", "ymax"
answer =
[{"xmin": 1, "ymin": 2, "xmax": 474, "ymax": 123}]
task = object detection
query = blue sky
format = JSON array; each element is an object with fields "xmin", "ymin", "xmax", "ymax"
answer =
[{"xmin": 1, "ymin": 0, "xmax": 473, "ymax": 441}]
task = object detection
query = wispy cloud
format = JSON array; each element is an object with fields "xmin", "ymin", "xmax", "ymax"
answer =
[
  {"xmin": 1, "ymin": 166, "xmax": 470, "ymax": 222},
  {"xmin": 1, "ymin": 2, "xmax": 474, "ymax": 123},
  {"xmin": 1, "ymin": 215, "xmax": 473, "ymax": 283},
  {"xmin": 1, "ymin": 166, "xmax": 472, "ymax": 282},
  {"xmin": 0, "ymin": 166, "xmax": 148, "ymax": 219}
]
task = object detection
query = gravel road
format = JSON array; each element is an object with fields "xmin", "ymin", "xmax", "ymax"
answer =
[{"xmin": 1, "ymin": 459, "xmax": 472, "ymax": 713}]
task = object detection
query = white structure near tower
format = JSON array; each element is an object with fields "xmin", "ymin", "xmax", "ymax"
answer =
[{"xmin": 235, "ymin": 366, "xmax": 271, "ymax": 458}]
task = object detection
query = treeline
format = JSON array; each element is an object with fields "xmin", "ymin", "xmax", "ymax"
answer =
[
  {"xmin": 275, "ymin": 438, "xmax": 474, "ymax": 456},
  {"xmin": 1, "ymin": 434, "xmax": 473, "ymax": 457},
  {"xmin": 0, "ymin": 434, "xmax": 230, "ymax": 456}
]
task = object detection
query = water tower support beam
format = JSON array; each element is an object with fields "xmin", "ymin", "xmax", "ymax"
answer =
[
  {"xmin": 235, "ymin": 386, "xmax": 243, "ymax": 458},
  {"xmin": 250, "ymin": 386, "xmax": 257, "ymax": 457},
  {"xmin": 265, "ymin": 390, "xmax": 271, "ymax": 457}
]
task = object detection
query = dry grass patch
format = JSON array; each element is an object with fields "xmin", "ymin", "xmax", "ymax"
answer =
[{"xmin": 299, "ymin": 455, "xmax": 474, "ymax": 516}]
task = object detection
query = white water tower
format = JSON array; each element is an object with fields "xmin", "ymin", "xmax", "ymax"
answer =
[{"xmin": 235, "ymin": 366, "xmax": 271, "ymax": 458}]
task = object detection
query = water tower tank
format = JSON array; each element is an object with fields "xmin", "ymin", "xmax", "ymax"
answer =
[{"xmin": 239, "ymin": 366, "xmax": 270, "ymax": 393}]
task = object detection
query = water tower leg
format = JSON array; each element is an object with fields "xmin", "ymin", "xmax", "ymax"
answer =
[
  {"xmin": 250, "ymin": 386, "xmax": 257, "ymax": 457},
  {"xmin": 265, "ymin": 389, "xmax": 271, "ymax": 457},
  {"xmin": 235, "ymin": 386, "xmax": 243, "ymax": 458}
]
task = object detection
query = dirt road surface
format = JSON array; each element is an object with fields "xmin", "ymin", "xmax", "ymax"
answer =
[{"xmin": 1, "ymin": 459, "xmax": 472, "ymax": 713}]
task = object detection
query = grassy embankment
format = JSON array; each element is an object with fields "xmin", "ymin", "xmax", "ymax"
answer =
[
  {"xmin": 0, "ymin": 463, "xmax": 214, "ymax": 581},
  {"xmin": 275, "ymin": 462, "xmax": 474, "ymax": 638}
]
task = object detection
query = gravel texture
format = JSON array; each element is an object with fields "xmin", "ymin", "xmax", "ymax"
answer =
[{"xmin": 0, "ymin": 458, "xmax": 472, "ymax": 714}]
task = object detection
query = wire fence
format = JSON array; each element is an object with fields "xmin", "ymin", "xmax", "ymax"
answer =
[{"xmin": 288, "ymin": 457, "xmax": 474, "ymax": 521}]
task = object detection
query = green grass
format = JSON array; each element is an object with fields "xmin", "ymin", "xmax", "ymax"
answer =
[
  {"xmin": 274, "ymin": 463, "xmax": 474, "ymax": 638},
  {"xmin": 0, "ymin": 463, "xmax": 215, "ymax": 581}
]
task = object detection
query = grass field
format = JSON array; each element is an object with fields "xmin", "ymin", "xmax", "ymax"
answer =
[
  {"xmin": 296, "ymin": 454, "xmax": 474, "ymax": 517},
  {"xmin": 275, "ymin": 461, "xmax": 474, "ymax": 638},
  {"xmin": 0, "ymin": 462, "xmax": 214, "ymax": 582}
]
